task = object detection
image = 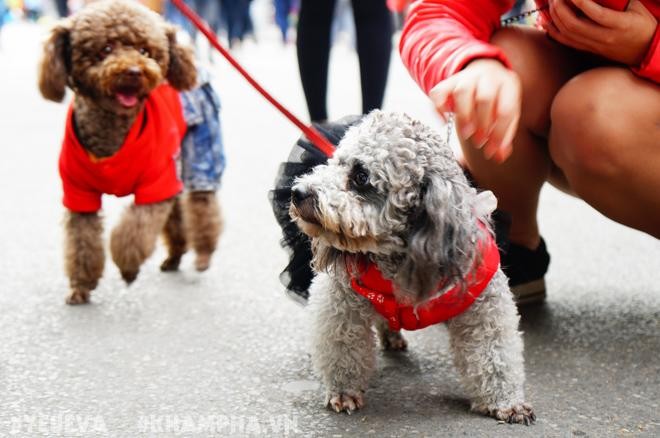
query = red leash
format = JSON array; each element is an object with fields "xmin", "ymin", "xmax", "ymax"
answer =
[{"xmin": 171, "ymin": 0, "xmax": 336, "ymax": 158}]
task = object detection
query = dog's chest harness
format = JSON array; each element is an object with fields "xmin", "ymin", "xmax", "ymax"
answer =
[{"xmin": 349, "ymin": 229, "xmax": 500, "ymax": 331}]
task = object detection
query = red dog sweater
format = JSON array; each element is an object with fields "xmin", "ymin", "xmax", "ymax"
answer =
[
  {"xmin": 350, "ymin": 226, "xmax": 500, "ymax": 331},
  {"xmin": 59, "ymin": 84, "xmax": 186, "ymax": 213}
]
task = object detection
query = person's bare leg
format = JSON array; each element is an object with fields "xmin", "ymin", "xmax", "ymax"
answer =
[
  {"xmin": 549, "ymin": 67, "xmax": 660, "ymax": 238},
  {"xmin": 459, "ymin": 27, "xmax": 587, "ymax": 249}
]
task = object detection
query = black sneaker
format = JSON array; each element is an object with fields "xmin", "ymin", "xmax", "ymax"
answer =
[{"xmin": 501, "ymin": 237, "xmax": 551, "ymax": 305}]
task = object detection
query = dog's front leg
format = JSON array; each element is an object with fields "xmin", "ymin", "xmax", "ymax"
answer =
[
  {"xmin": 64, "ymin": 211, "xmax": 105, "ymax": 305},
  {"xmin": 110, "ymin": 199, "xmax": 174, "ymax": 283},
  {"xmin": 446, "ymin": 271, "xmax": 535, "ymax": 424},
  {"xmin": 310, "ymin": 274, "xmax": 377, "ymax": 414}
]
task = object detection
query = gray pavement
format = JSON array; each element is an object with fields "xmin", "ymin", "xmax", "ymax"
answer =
[{"xmin": 0, "ymin": 16, "xmax": 659, "ymax": 438}]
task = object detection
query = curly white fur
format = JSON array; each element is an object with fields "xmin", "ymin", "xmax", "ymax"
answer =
[{"xmin": 291, "ymin": 111, "xmax": 535, "ymax": 424}]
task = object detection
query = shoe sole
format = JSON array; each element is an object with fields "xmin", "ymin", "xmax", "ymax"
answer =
[{"xmin": 512, "ymin": 278, "xmax": 546, "ymax": 306}]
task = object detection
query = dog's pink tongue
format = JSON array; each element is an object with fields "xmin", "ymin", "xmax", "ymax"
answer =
[{"xmin": 116, "ymin": 92, "xmax": 139, "ymax": 108}]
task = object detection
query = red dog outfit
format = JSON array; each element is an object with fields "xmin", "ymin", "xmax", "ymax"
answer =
[
  {"xmin": 59, "ymin": 84, "xmax": 186, "ymax": 213},
  {"xmin": 349, "ymin": 226, "xmax": 500, "ymax": 331}
]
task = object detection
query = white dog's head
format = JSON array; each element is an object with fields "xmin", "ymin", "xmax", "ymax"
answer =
[{"xmin": 290, "ymin": 111, "xmax": 497, "ymax": 301}]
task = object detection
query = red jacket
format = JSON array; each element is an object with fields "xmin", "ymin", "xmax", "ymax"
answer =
[
  {"xmin": 59, "ymin": 84, "xmax": 186, "ymax": 213},
  {"xmin": 349, "ymin": 226, "xmax": 500, "ymax": 331},
  {"xmin": 400, "ymin": 0, "xmax": 660, "ymax": 93}
]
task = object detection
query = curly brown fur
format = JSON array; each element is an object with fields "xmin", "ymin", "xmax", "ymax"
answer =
[
  {"xmin": 37, "ymin": 0, "xmax": 197, "ymax": 157},
  {"xmin": 37, "ymin": 1, "xmax": 217, "ymax": 304},
  {"xmin": 165, "ymin": 26, "xmax": 198, "ymax": 91},
  {"xmin": 64, "ymin": 212, "xmax": 105, "ymax": 305},
  {"xmin": 160, "ymin": 197, "xmax": 188, "ymax": 272},
  {"xmin": 38, "ymin": 23, "xmax": 71, "ymax": 102},
  {"xmin": 184, "ymin": 191, "xmax": 223, "ymax": 271},
  {"xmin": 110, "ymin": 200, "xmax": 175, "ymax": 283}
]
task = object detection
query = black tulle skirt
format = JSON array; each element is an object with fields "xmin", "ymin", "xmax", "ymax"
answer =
[{"xmin": 269, "ymin": 115, "xmax": 364, "ymax": 304}]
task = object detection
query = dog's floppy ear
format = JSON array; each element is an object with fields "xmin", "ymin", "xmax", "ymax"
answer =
[
  {"xmin": 165, "ymin": 26, "xmax": 197, "ymax": 91},
  {"xmin": 395, "ymin": 172, "xmax": 479, "ymax": 299},
  {"xmin": 38, "ymin": 22, "xmax": 71, "ymax": 102}
]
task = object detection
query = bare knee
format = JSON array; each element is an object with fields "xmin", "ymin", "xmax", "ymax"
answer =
[{"xmin": 549, "ymin": 68, "xmax": 632, "ymax": 181}]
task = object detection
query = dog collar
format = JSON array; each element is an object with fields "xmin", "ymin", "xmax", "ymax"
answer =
[{"xmin": 349, "ymin": 223, "xmax": 500, "ymax": 331}]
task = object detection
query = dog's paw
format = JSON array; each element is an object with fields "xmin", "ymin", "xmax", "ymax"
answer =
[
  {"xmin": 326, "ymin": 390, "xmax": 364, "ymax": 414},
  {"xmin": 489, "ymin": 404, "xmax": 536, "ymax": 425},
  {"xmin": 194, "ymin": 253, "xmax": 211, "ymax": 272},
  {"xmin": 66, "ymin": 289, "xmax": 90, "ymax": 305},
  {"xmin": 160, "ymin": 256, "xmax": 181, "ymax": 272},
  {"xmin": 381, "ymin": 330, "xmax": 408, "ymax": 351},
  {"xmin": 120, "ymin": 270, "xmax": 139, "ymax": 284}
]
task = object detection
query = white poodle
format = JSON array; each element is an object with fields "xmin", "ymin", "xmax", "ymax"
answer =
[{"xmin": 289, "ymin": 111, "xmax": 535, "ymax": 424}]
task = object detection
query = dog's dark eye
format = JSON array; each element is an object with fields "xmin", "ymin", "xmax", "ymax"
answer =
[
  {"xmin": 99, "ymin": 45, "xmax": 113, "ymax": 59},
  {"xmin": 349, "ymin": 163, "xmax": 370, "ymax": 190},
  {"xmin": 139, "ymin": 47, "xmax": 150, "ymax": 57},
  {"xmin": 348, "ymin": 162, "xmax": 383, "ymax": 204},
  {"xmin": 353, "ymin": 169, "xmax": 369, "ymax": 187}
]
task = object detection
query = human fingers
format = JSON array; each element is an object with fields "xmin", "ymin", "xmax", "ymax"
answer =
[
  {"xmin": 429, "ymin": 78, "xmax": 457, "ymax": 123},
  {"xmin": 550, "ymin": 0, "xmax": 609, "ymax": 46},
  {"xmin": 451, "ymin": 79, "xmax": 478, "ymax": 140},
  {"xmin": 546, "ymin": 7, "xmax": 594, "ymax": 51},
  {"xmin": 570, "ymin": 0, "xmax": 621, "ymax": 27},
  {"xmin": 471, "ymin": 76, "xmax": 499, "ymax": 148},
  {"xmin": 481, "ymin": 76, "xmax": 520, "ymax": 161}
]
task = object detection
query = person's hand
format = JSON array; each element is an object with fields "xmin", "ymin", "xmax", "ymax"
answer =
[
  {"xmin": 429, "ymin": 58, "xmax": 521, "ymax": 163},
  {"xmin": 546, "ymin": 0, "xmax": 657, "ymax": 65}
]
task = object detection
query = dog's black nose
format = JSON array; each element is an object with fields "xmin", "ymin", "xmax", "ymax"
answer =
[
  {"xmin": 124, "ymin": 66, "xmax": 142, "ymax": 77},
  {"xmin": 291, "ymin": 188, "xmax": 311, "ymax": 206}
]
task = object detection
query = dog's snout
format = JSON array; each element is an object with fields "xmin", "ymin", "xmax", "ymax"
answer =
[{"xmin": 292, "ymin": 187, "xmax": 312, "ymax": 206}]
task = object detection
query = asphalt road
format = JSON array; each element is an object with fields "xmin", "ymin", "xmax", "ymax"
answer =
[{"xmin": 0, "ymin": 16, "xmax": 658, "ymax": 438}]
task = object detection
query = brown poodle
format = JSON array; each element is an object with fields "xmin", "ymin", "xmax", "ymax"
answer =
[{"xmin": 38, "ymin": 0, "xmax": 223, "ymax": 304}]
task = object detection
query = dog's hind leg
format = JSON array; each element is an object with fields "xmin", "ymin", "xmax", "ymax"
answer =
[
  {"xmin": 160, "ymin": 197, "xmax": 187, "ymax": 272},
  {"xmin": 64, "ymin": 212, "xmax": 105, "ymax": 305},
  {"xmin": 375, "ymin": 317, "xmax": 407, "ymax": 351},
  {"xmin": 110, "ymin": 199, "xmax": 174, "ymax": 284},
  {"xmin": 310, "ymin": 275, "xmax": 377, "ymax": 414},
  {"xmin": 184, "ymin": 191, "xmax": 223, "ymax": 271},
  {"xmin": 446, "ymin": 271, "xmax": 535, "ymax": 425}
]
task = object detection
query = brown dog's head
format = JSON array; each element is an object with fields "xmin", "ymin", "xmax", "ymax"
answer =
[{"xmin": 37, "ymin": 0, "xmax": 197, "ymax": 113}]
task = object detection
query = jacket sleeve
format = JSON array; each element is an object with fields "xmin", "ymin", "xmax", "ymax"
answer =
[
  {"xmin": 632, "ymin": 24, "xmax": 660, "ymax": 84},
  {"xmin": 399, "ymin": 0, "xmax": 515, "ymax": 94},
  {"xmin": 60, "ymin": 166, "xmax": 102, "ymax": 213}
]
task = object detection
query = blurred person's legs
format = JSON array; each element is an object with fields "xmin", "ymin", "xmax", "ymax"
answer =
[
  {"xmin": 296, "ymin": 0, "xmax": 335, "ymax": 122},
  {"xmin": 241, "ymin": 0, "xmax": 253, "ymax": 40},
  {"xmin": 274, "ymin": 0, "xmax": 292, "ymax": 42},
  {"xmin": 24, "ymin": 0, "xmax": 43, "ymax": 21},
  {"xmin": 54, "ymin": 0, "xmax": 68, "ymax": 17},
  {"xmin": 220, "ymin": 0, "xmax": 242, "ymax": 47},
  {"xmin": 164, "ymin": 0, "xmax": 197, "ymax": 37},
  {"xmin": 351, "ymin": 0, "xmax": 392, "ymax": 115},
  {"xmin": 297, "ymin": 0, "xmax": 392, "ymax": 122}
]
